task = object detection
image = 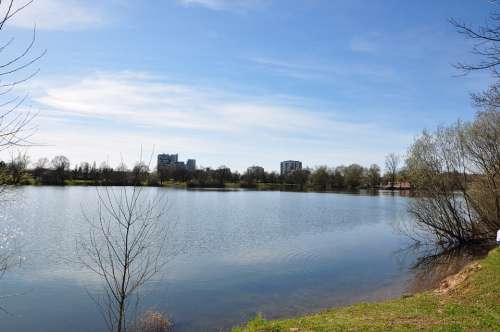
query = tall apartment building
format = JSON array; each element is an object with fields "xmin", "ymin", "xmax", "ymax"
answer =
[
  {"xmin": 280, "ymin": 160, "xmax": 302, "ymax": 175},
  {"xmin": 186, "ymin": 159, "xmax": 196, "ymax": 171},
  {"xmin": 157, "ymin": 154, "xmax": 178, "ymax": 169},
  {"xmin": 157, "ymin": 153, "xmax": 196, "ymax": 171}
]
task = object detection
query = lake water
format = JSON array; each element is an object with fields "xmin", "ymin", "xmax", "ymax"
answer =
[{"xmin": 0, "ymin": 187, "xmax": 482, "ymax": 331}]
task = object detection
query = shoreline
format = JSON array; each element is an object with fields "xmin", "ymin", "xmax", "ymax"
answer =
[
  {"xmin": 8, "ymin": 181, "xmax": 412, "ymax": 195},
  {"xmin": 233, "ymin": 248, "xmax": 500, "ymax": 331}
]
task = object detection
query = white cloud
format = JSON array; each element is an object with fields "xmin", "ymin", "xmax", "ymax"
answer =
[
  {"xmin": 7, "ymin": 0, "xmax": 107, "ymax": 30},
  {"xmin": 35, "ymin": 71, "xmax": 338, "ymax": 135},
  {"xmin": 178, "ymin": 0, "xmax": 265, "ymax": 11},
  {"xmin": 245, "ymin": 56, "xmax": 396, "ymax": 82},
  {"xmin": 9, "ymin": 71, "xmax": 413, "ymax": 171}
]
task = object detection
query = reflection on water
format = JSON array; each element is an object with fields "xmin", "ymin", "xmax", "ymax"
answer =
[
  {"xmin": 0, "ymin": 207, "xmax": 24, "ymax": 316},
  {"xmin": 0, "ymin": 187, "xmax": 489, "ymax": 331}
]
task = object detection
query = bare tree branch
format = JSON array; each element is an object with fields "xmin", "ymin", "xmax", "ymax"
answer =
[{"xmin": 76, "ymin": 155, "xmax": 176, "ymax": 332}]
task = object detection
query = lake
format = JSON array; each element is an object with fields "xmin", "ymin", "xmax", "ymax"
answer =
[{"xmin": 0, "ymin": 187, "xmax": 482, "ymax": 331}]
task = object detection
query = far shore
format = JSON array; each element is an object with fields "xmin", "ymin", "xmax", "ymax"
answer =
[{"xmin": 12, "ymin": 179, "xmax": 414, "ymax": 194}]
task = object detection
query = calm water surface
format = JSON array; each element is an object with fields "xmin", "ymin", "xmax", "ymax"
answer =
[{"xmin": 0, "ymin": 187, "xmax": 475, "ymax": 331}]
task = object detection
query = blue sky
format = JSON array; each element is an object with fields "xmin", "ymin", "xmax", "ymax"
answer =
[{"xmin": 1, "ymin": 0, "xmax": 495, "ymax": 171}]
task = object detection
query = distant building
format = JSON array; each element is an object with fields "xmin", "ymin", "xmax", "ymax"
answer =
[
  {"xmin": 382, "ymin": 181, "xmax": 411, "ymax": 190},
  {"xmin": 186, "ymin": 159, "xmax": 196, "ymax": 171},
  {"xmin": 174, "ymin": 161, "xmax": 186, "ymax": 169},
  {"xmin": 280, "ymin": 160, "xmax": 302, "ymax": 176},
  {"xmin": 158, "ymin": 153, "xmax": 196, "ymax": 171},
  {"xmin": 247, "ymin": 165, "xmax": 264, "ymax": 174},
  {"xmin": 157, "ymin": 154, "xmax": 178, "ymax": 169}
]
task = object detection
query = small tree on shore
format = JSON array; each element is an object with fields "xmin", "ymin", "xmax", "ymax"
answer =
[
  {"xmin": 77, "ymin": 186, "xmax": 169, "ymax": 332},
  {"xmin": 77, "ymin": 174, "xmax": 172, "ymax": 332}
]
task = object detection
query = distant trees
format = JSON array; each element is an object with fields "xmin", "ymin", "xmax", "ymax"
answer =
[
  {"xmin": 283, "ymin": 169, "xmax": 310, "ymax": 190},
  {"xmin": 32, "ymin": 157, "xmax": 48, "ymax": 180},
  {"xmin": 310, "ymin": 166, "xmax": 330, "ymax": 190},
  {"xmin": 367, "ymin": 164, "xmax": 381, "ymax": 189},
  {"xmin": 6, "ymin": 152, "xmax": 29, "ymax": 184},
  {"xmin": 240, "ymin": 170, "xmax": 257, "ymax": 188},
  {"xmin": 51, "ymin": 155, "xmax": 70, "ymax": 184},
  {"xmin": 343, "ymin": 164, "xmax": 365, "ymax": 190},
  {"xmin": 385, "ymin": 153, "xmax": 400, "ymax": 188},
  {"xmin": 214, "ymin": 166, "xmax": 232, "ymax": 186},
  {"xmin": 0, "ymin": 151, "xmax": 396, "ymax": 191},
  {"xmin": 132, "ymin": 162, "xmax": 150, "ymax": 185},
  {"xmin": 331, "ymin": 166, "xmax": 345, "ymax": 189},
  {"xmin": 157, "ymin": 166, "xmax": 170, "ymax": 184}
]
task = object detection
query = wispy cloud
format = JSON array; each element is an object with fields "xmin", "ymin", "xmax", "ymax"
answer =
[
  {"xmin": 245, "ymin": 56, "xmax": 396, "ymax": 82},
  {"xmin": 178, "ymin": 0, "xmax": 266, "ymax": 12},
  {"xmin": 35, "ymin": 71, "xmax": 337, "ymax": 134},
  {"xmin": 8, "ymin": 0, "xmax": 108, "ymax": 30},
  {"xmin": 23, "ymin": 71, "xmax": 413, "ymax": 170}
]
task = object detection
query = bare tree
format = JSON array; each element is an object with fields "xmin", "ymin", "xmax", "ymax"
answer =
[
  {"xmin": 406, "ymin": 123, "xmax": 478, "ymax": 245},
  {"xmin": 0, "ymin": 0, "xmax": 44, "ymax": 315},
  {"xmin": 406, "ymin": 111, "xmax": 500, "ymax": 246},
  {"xmin": 77, "ymin": 183, "xmax": 172, "ymax": 332},
  {"xmin": 451, "ymin": 0, "xmax": 500, "ymax": 77},
  {"xmin": 462, "ymin": 110, "xmax": 500, "ymax": 232},
  {"xmin": 385, "ymin": 153, "xmax": 400, "ymax": 188},
  {"xmin": 50, "ymin": 155, "xmax": 69, "ymax": 184},
  {"xmin": 7, "ymin": 150, "xmax": 29, "ymax": 184},
  {"xmin": 0, "ymin": 0, "xmax": 45, "ymax": 152}
]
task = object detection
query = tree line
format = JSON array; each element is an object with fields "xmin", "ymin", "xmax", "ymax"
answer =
[{"xmin": 0, "ymin": 153, "xmax": 411, "ymax": 190}]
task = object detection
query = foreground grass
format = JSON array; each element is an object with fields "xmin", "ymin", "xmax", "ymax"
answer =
[{"xmin": 234, "ymin": 248, "xmax": 500, "ymax": 332}]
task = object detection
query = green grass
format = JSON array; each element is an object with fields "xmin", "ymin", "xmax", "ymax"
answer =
[
  {"xmin": 159, "ymin": 180, "xmax": 188, "ymax": 188},
  {"xmin": 233, "ymin": 248, "xmax": 500, "ymax": 332},
  {"xmin": 64, "ymin": 179, "xmax": 96, "ymax": 186}
]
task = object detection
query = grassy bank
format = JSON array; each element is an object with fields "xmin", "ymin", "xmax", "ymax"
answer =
[{"xmin": 234, "ymin": 248, "xmax": 500, "ymax": 332}]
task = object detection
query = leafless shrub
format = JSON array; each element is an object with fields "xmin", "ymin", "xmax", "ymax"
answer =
[
  {"xmin": 406, "ymin": 110, "xmax": 500, "ymax": 246},
  {"xmin": 76, "ymin": 181, "xmax": 173, "ymax": 332},
  {"xmin": 135, "ymin": 310, "xmax": 172, "ymax": 332}
]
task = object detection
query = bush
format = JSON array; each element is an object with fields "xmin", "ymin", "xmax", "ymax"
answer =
[{"xmin": 135, "ymin": 310, "xmax": 172, "ymax": 332}]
